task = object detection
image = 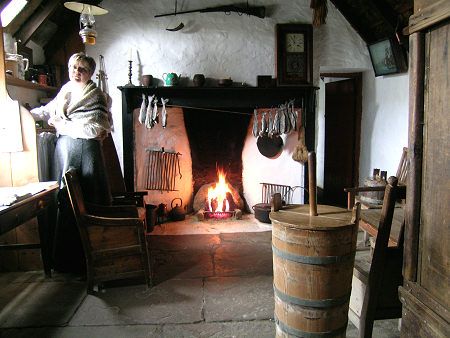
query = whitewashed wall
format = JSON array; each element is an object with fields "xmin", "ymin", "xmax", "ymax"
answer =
[
  {"xmin": 315, "ymin": 71, "xmax": 409, "ymax": 187},
  {"xmin": 360, "ymin": 71, "xmax": 409, "ymax": 183},
  {"xmin": 75, "ymin": 0, "xmax": 408, "ymax": 208}
]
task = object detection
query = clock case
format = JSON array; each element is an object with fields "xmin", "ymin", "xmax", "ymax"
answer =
[{"xmin": 276, "ymin": 23, "xmax": 313, "ymax": 86}]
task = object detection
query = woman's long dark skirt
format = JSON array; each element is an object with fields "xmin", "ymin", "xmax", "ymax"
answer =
[{"xmin": 52, "ymin": 135, "xmax": 112, "ymax": 273}]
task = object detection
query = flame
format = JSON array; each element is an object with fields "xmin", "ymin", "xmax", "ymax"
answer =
[{"xmin": 207, "ymin": 168, "xmax": 231, "ymax": 212}]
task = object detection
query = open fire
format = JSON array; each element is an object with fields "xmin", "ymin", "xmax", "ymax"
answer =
[
  {"xmin": 207, "ymin": 169, "xmax": 231, "ymax": 212},
  {"xmin": 205, "ymin": 168, "xmax": 235, "ymax": 219},
  {"xmin": 193, "ymin": 167, "xmax": 244, "ymax": 221}
]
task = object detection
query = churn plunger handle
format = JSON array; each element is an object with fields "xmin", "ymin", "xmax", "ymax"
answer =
[{"xmin": 308, "ymin": 151, "xmax": 318, "ymax": 216}]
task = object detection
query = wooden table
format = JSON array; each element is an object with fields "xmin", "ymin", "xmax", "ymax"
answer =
[
  {"xmin": 359, "ymin": 207, "xmax": 405, "ymax": 247},
  {"xmin": 0, "ymin": 181, "xmax": 59, "ymax": 277}
]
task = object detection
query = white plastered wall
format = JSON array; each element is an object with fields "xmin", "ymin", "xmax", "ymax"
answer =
[{"xmin": 73, "ymin": 0, "xmax": 407, "ymax": 208}]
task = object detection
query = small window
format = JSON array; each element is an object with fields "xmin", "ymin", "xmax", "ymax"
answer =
[{"xmin": 1, "ymin": 0, "xmax": 28, "ymax": 27}]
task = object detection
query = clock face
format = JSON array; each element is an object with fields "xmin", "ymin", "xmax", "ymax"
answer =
[{"xmin": 286, "ymin": 33, "xmax": 304, "ymax": 53}]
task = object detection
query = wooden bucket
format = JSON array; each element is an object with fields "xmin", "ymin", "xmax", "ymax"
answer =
[{"xmin": 270, "ymin": 204, "xmax": 358, "ymax": 337}]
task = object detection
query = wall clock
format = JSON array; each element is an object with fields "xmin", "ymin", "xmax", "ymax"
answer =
[{"xmin": 276, "ymin": 24, "xmax": 313, "ymax": 85}]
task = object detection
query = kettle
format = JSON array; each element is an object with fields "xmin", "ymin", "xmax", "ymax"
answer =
[
  {"xmin": 162, "ymin": 72, "xmax": 181, "ymax": 86},
  {"xmin": 169, "ymin": 198, "xmax": 185, "ymax": 221}
]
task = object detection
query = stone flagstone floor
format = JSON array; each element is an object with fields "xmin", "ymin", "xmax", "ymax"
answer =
[{"xmin": 0, "ymin": 217, "xmax": 400, "ymax": 337}]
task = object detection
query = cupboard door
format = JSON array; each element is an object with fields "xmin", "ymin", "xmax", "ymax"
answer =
[{"xmin": 420, "ymin": 22, "xmax": 450, "ymax": 308}]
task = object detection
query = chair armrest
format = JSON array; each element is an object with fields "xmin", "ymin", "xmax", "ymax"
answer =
[
  {"xmin": 112, "ymin": 191, "xmax": 147, "ymax": 207},
  {"xmin": 344, "ymin": 186, "xmax": 386, "ymax": 210},
  {"xmin": 86, "ymin": 203, "xmax": 139, "ymax": 218},
  {"xmin": 344, "ymin": 186, "xmax": 385, "ymax": 193},
  {"xmin": 83, "ymin": 214, "xmax": 143, "ymax": 227},
  {"xmin": 113, "ymin": 191, "xmax": 148, "ymax": 198}
]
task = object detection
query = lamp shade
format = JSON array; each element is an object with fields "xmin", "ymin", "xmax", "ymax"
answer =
[{"xmin": 64, "ymin": 2, "xmax": 108, "ymax": 15}]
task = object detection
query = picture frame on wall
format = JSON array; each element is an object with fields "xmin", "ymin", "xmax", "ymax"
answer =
[
  {"xmin": 368, "ymin": 38, "xmax": 408, "ymax": 77},
  {"xmin": 276, "ymin": 23, "xmax": 313, "ymax": 86}
]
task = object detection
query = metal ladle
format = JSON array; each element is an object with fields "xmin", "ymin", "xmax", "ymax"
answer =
[{"xmin": 166, "ymin": 0, "xmax": 184, "ymax": 31}]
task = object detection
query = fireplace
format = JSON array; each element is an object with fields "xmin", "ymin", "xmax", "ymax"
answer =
[
  {"xmin": 119, "ymin": 86, "xmax": 317, "ymax": 214},
  {"xmin": 183, "ymin": 107, "xmax": 250, "ymax": 202}
]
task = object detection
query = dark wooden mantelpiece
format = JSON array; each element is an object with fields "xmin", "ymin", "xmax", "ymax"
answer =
[{"xmin": 118, "ymin": 86, "xmax": 318, "ymax": 191}]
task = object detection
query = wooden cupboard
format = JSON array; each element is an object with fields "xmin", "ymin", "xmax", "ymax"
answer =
[{"xmin": 399, "ymin": 1, "xmax": 450, "ymax": 337}]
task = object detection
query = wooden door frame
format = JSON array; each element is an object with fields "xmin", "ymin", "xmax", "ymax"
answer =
[{"xmin": 320, "ymin": 72, "xmax": 362, "ymax": 187}]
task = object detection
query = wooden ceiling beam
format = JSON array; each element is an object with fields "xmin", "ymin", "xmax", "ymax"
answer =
[
  {"xmin": 330, "ymin": 0, "xmax": 377, "ymax": 43},
  {"xmin": 43, "ymin": 12, "xmax": 79, "ymax": 59},
  {"xmin": 5, "ymin": 0, "xmax": 44, "ymax": 36},
  {"xmin": 14, "ymin": 0, "xmax": 60, "ymax": 44},
  {"xmin": 329, "ymin": 0, "xmax": 409, "ymax": 43},
  {"xmin": 368, "ymin": 0, "xmax": 398, "ymax": 35}
]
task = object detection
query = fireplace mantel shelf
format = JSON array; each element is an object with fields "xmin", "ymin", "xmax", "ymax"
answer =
[{"xmin": 118, "ymin": 85, "xmax": 318, "ymax": 111}]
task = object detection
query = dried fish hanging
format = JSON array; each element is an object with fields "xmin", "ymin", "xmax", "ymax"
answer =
[
  {"xmin": 139, "ymin": 93, "xmax": 147, "ymax": 124},
  {"xmin": 252, "ymin": 109, "xmax": 259, "ymax": 137},
  {"xmin": 145, "ymin": 148, "xmax": 182, "ymax": 192},
  {"xmin": 161, "ymin": 98, "xmax": 169, "ymax": 128},
  {"xmin": 251, "ymin": 100, "xmax": 298, "ymax": 139},
  {"xmin": 151, "ymin": 97, "xmax": 159, "ymax": 125},
  {"xmin": 138, "ymin": 95, "xmax": 170, "ymax": 129},
  {"xmin": 145, "ymin": 95, "xmax": 155, "ymax": 128}
]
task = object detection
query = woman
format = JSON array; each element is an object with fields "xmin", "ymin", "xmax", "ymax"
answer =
[{"xmin": 32, "ymin": 52, "xmax": 112, "ymax": 273}]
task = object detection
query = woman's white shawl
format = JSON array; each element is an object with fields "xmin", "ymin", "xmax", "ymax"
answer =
[{"xmin": 31, "ymin": 80, "xmax": 111, "ymax": 139}]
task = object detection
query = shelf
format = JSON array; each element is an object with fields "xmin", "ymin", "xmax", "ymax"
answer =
[
  {"xmin": 6, "ymin": 77, "xmax": 58, "ymax": 93},
  {"xmin": 118, "ymin": 85, "xmax": 318, "ymax": 110}
]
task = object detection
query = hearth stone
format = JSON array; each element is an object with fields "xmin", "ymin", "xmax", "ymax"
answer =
[{"xmin": 149, "ymin": 214, "xmax": 271, "ymax": 235}]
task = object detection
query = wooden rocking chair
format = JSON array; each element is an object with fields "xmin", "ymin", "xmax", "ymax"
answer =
[
  {"xmin": 64, "ymin": 168, "xmax": 152, "ymax": 294},
  {"xmin": 348, "ymin": 176, "xmax": 407, "ymax": 337}
]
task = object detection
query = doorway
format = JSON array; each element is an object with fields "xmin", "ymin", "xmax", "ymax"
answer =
[{"xmin": 321, "ymin": 73, "xmax": 361, "ymax": 207}]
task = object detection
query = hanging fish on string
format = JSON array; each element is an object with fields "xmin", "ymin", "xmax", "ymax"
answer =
[
  {"xmin": 260, "ymin": 111, "xmax": 268, "ymax": 136},
  {"xmin": 252, "ymin": 109, "xmax": 259, "ymax": 137},
  {"xmin": 273, "ymin": 108, "xmax": 280, "ymax": 135},
  {"xmin": 161, "ymin": 98, "xmax": 169, "ymax": 128},
  {"xmin": 279, "ymin": 106, "xmax": 286, "ymax": 134},
  {"xmin": 288, "ymin": 100, "xmax": 297, "ymax": 132},
  {"xmin": 282, "ymin": 103, "xmax": 292, "ymax": 134},
  {"xmin": 268, "ymin": 110, "xmax": 274, "ymax": 137},
  {"xmin": 151, "ymin": 96, "xmax": 159, "ymax": 125},
  {"xmin": 145, "ymin": 95, "xmax": 155, "ymax": 129},
  {"xmin": 139, "ymin": 93, "xmax": 147, "ymax": 124}
]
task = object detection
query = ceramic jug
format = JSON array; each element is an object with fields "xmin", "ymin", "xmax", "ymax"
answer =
[
  {"xmin": 162, "ymin": 72, "xmax": 180, "ymax": 86},
  {"xmin": 5, "ymin": 53, "xmax": 29, "ymax": 80}
]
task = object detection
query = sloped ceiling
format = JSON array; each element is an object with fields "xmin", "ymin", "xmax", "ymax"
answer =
[
  {"xmin": 2, "ymin": 0, "xmax": 413, "ymax": 59},
  {"xmin": 330, "ymin": 0, "xmax": 413, "ymax": 44},
  {"xmin": 1, "ymin": 0, "xmax": 102, "ymax": 56}
]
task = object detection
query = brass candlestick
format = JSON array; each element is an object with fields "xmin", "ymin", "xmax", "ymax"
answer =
[{"xmin": 125, "ymin": 60, "xmax": 134, "ymax": 86}]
